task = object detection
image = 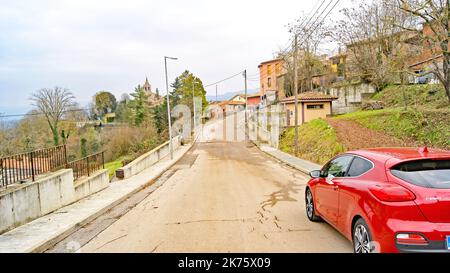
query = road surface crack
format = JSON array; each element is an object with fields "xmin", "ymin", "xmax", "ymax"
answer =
[
  {"xmin": 165, "ymin": 217, "xmax": 257, "ymax": 225},
  {"xmin": 150, "ymin": 242, "xmax": 163, "ymax": 253},
  {"xmin": 93, "ymin": 234, "xmax": 128, "ymax": 251}
]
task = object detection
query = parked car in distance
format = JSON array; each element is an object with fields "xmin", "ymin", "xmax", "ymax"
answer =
[{"xmin": 305, "ymin": 147, "xmax": 450, "ymax": 253}]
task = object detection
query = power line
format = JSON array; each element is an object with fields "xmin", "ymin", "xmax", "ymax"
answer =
[
  {"xmin": 298, "ymin": 0, "xmax": 328, "ymax": 34},
  {"xmin": 302, "ymin": 0, "xmax": 341, "ymax": 43},
  {"xmin": 280, "ymin": 0, "xmax": 325, "ymax": 52},
  {"xmin": 279, "ymin": 0, "xmax": 341, "ymax": 57},
  {"xmin": 0, "ymin": 108, "xmax": 90, "ymax": 119},
  {"xmin": 279, "ymin": 0, "xmax": 328, "ymax": 55},
  {"xmin": 204, "ymin": 71, "xmax": 244, "ymax": 88}
]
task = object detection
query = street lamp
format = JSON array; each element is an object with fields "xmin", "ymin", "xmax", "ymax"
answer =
[
  {"xmin": 192, "ymin": 80, "xmax": 199, "ymax": 138},
  {"xmin": 164, "ymin": 56, "xmax": 178, "ymax": 160}
]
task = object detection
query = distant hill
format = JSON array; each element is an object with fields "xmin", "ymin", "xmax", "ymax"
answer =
[{"xmin": 206, "ymin": 88, "xmax": 259, "ymax": 102}]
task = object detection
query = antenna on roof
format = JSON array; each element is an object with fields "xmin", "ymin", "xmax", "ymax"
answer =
[{"xmin": 420, "ymin": 147, "xmax": 429, "ymax": 153}]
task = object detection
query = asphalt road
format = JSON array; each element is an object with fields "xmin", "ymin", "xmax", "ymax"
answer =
[{"xmin": 76, "ymin": 141, "xmax": 352, "ymax": 253}]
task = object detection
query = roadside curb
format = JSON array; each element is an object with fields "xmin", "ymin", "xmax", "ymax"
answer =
[
  {"xmin": 250, "ymin": 140, "xmax": 321, "ymax": 175},
  {"xmin": 0, "ymin": 142, "xmax": 194, "ymax": 253}
]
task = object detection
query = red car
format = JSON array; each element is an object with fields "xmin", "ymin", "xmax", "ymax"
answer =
[{"xmin": 305, "ymin": 147, "xmax": 450, "ymax": 253}]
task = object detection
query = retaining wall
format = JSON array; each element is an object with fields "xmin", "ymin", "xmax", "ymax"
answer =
[
  {"xmin": 116, "ymin": 136, "xmax": 182, "ymax": 179},
  {"xmin": 74, "ymin": 169, "xmax": 109, "ymax": 201},
  {"xmin": 0, "ymin": 169, "xmax": 75, "ymax": 234}
]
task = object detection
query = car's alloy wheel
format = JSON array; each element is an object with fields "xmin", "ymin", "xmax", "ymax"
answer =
[
  {"xmin": 353, "ymin": 219, "xmax": 374, "ymax": 253},
  {"xmin": 305, "ymin": 188, "xmax": 320, "ymax": 222}
]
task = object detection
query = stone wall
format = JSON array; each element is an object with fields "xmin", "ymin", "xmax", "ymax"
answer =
[{"xmin": 328, "ymin": 83, "xmax": 376, "ymax": 114}]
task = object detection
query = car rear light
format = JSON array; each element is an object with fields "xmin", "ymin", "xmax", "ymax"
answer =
[
  {"xmin": 369, "ymin": 184, "xmax": 416, "ymax": 202},
  {"xmin": 396, "ymin": 233, "xmax": 428, "ymax": 245}
]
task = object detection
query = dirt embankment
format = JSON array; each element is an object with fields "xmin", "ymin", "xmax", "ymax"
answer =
[{"xmin": 326, "ymin": 119, "xmax": 410, "ymax": 151}]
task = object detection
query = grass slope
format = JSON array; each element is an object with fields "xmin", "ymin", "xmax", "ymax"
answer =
[
  {"xmin": 105, "ymin": 158, "xmax": 123, "ymax": 179},
  {"xmin": 372, "ymin": 84, "xmax": 449, "ymax": 109},
  {"xmin": 279, "ymin": 119, "xmax": 344, "ymax": 165},
  {"xmin": 336, "ymin": 108, "xmax": 450, "ymax": 150},
  {"xmin": 278, "ymin": 84, "xmax": 449, "ymax": 165}
]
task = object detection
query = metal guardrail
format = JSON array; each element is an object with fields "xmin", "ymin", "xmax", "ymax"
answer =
[
  {"xmin": 0, "ymin": 145, "xmax": 67, "ymax": 189},
  {"xmin": 67, "ymin": 151, "xmax": 105, "ymax": 180},
  {"xmin": 0, "ymin": 146, "xmax": 105, "ymax": 189}
]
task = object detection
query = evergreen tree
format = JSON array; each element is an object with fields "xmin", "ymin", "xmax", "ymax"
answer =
[
  {"xmin": 129, "ymin": 85, "xmax": 149, "ymax": 126},
  {"xmin": 152, "ymin": 70, "xmax": 208, "ymax": 138}
]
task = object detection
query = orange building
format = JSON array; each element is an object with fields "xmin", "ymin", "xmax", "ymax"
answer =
[{"xmin": 258, "ymin": 58, "xmax": 286, "ymax": 104}]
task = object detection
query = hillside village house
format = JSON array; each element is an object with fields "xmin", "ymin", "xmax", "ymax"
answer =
[
  {"xmin": 230, "ymin": 94, "xmax": 246, "ymax": 103},
  {"xmin": 344, "ymin": 27, "xmax": 443, "ymax": 85},
  {"xmin": 329, "ymin": 52, "xmax": 347, "ymax": 80},
  {"xmin": 280, "ymin": 91, "xmax": 338, "ymax": 127},
  {"xmin": 246, "ymin": 93, "xmax": 261, "ymax": 107},
  {"xmin": 219, "ymin": 94, "xmax": 246, "ymax": 114},
  {"xmin": 258, "ymin": 58, "xmax": 286, "ymax": 105},
  {"xmin": 255, "ymin": 20, "xmax": 447, "ymax": 121},
  {"xmin": 404, "ymin": 22, "xmax": 445, "ymax": 84},
  {"xmin": 206, "ymin": 101, "xmax": 222, "ymax": 119}
]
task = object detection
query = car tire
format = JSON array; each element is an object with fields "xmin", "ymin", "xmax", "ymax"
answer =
[
  {"xmin": 305, "ymin": 188, "xmax": 321, "ymax": 222},
  {"xmin": 352, "ymin": 218, "xmax": 375, "ymax": 253}
]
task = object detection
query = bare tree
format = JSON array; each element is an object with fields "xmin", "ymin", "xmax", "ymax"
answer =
[
  {"xmin": 398, "ymin": 0, "xmax": 450, "ymax": 102},
  {"xmin": 280, "ymin": 16, "xmax": 330, "ymax": 96},
  {"xmin": 30, "ymin": 87, "xmax": 75, "ymax": 146},
  {"xmin": 333, "ymin": 0, "xmax": 414, "ymax": 90}
]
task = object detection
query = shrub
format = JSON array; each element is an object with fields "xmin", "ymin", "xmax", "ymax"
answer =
[{"xmin": 102, "ymin": 125, "xmax": 161, "ymax": 163}]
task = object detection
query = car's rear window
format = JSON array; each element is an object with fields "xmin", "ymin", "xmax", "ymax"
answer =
[{"xmin": 391, "ymin": 159, "xmax": 450, "ymax": 189}]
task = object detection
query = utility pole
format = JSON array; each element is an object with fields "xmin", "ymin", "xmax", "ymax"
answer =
[
  {"xmin": 244, "ymin": 69, "xmax": 249, "ymax": 143},
  {"xmin": 164, "ymin": 56, "xmax": 178, "ymax": 160},
  {"xmin": 192, "ymin": 80, "xmax": 198, "ymax": 138},
  {"xmin": 215, "ymin": 85, "xmax": 218, "ymax": 102},
  {"xmin": 293, "ymin": 34, "xmax": 299, "ymax": 156}
]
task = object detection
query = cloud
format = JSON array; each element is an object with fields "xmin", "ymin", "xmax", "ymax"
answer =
[{"xmin": 0, "ymin": 0, "xmax": 352, "ymax": 113}]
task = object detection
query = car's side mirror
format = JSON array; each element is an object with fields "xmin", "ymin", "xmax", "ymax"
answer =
[{"xmin": 309, "ymin": 170, "xmax": 321, "ymax": 178}]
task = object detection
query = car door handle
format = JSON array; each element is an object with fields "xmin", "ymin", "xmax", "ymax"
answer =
[{"xmin": 333, "ymin": 185, "xmax": 339, "ymax": 191}]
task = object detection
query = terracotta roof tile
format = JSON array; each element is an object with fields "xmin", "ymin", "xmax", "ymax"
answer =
[
  {"xmin": 226, "ymin": 101, "xmax": 246, "ymax": 105},
  {"xmin": 246, "ymin": 93, "xmax": 261, "ymax": 98},
  {"xmin": 280, "ymin": 91, "xmax": 338, "ymax": 102}
]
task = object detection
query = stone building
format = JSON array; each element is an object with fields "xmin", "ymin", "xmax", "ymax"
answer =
[{"xmin": 142, "ymin": 77, "xmax": 164, "ymax": 106}]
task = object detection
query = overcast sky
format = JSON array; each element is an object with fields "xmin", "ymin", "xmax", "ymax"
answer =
[{"xmin": 0, "ymin": 0, "xmax": 353, "ymax": 114}]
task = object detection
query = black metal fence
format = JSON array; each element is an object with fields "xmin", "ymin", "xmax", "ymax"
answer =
[
  {"xmin": 0, "ymin": 145, "xmax": 67, "ymax": 188},
  {"xmin": 67, "ymin": 152, "xmax": 105, "ymax": 180},
  {"xmin": 0, "ymin": 145, "xmax": 105, "ymax": 188}
]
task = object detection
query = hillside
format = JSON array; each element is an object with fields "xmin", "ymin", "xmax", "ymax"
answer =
[
  {"xmin": 372, "ymin": 84, "xmax": 449, "ymax": 109},
  {"xmin": 334, "ymin": 108, "xmax": 450, "ymax": 150},
  {"xmin": 279, "ymin": 119, "xmax": 344, "ymax": 165},
  {"xmin": 350, "ymin": 84, "xmax": 450, "ymax": 149},
  {"xmin": 278, "ymin": 84, "xmax": 450, "ymax": 165}
]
